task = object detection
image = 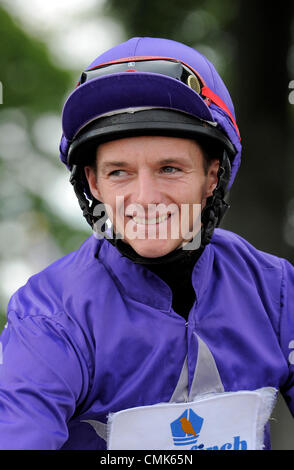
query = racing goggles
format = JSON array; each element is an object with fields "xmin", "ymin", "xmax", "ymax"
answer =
[{"xmin": 78, "ymin": 57, "xmax": 240, "ymax": 140}]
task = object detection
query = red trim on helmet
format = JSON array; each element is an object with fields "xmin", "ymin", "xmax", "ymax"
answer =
[{"xmin": 201, "ymin": 86, "xmax": 241, "ymax": 140}]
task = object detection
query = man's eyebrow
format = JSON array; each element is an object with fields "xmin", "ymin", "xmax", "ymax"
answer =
[
  {"xmin": 100, "ymin": 157, "xmax": 190, "ymax": 171},
  {"xmin": 100, "ymin": 161, "xmax": 129, "ymax": 171},
  {"xmin": 158, "ymin": 157, "xmax": 188, "ymax": 165}
]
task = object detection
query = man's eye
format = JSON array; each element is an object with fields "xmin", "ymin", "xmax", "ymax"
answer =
[
  {"xmin": 109, "ymin": 169, "xmax": 126, "ymax": 177},
  {"xmin": 161, "ymin": 166, "xmax": 180, "ymax": 174}
]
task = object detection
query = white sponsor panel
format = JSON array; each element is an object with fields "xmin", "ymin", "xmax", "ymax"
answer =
[{"xmin": 107, "ymin": 388, "xmax": 277, "ymax": 450}]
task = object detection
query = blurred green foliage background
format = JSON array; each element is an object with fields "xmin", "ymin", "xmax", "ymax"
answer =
[{"xmin": 0, "ymin": 0, "xmax": 294, "ymax": 449}]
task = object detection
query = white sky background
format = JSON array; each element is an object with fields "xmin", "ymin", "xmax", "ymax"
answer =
[
  {"xmin": 0, "ymin": 0, "xmax": 125, "ymax": 69},
  {"xmin": 0, "ymin": 0, "xmax": 126, "ymax": 305}
]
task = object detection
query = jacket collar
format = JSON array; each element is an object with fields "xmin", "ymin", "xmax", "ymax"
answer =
[{"xmin": 96, "ymin": 237, "xmax": 213, "ymax": 311}]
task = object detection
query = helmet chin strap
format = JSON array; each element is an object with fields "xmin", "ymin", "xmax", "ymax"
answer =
[
  {"xmin": 70, "ymin": 150, "xmax": 231, "ymax": 265},
  {"xmin": 200, "ymin": 149, "xmax": 231, "ymax": 246}
]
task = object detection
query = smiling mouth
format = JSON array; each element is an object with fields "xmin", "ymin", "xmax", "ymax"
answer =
[{"xmin": 128, "ymin": 213, "xmax": 172, "ymax": 225}]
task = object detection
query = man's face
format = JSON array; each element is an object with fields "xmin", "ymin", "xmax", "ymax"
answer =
[{"xmin": 85, "ymin": 136, "xmax": 219, "ymax": 258}]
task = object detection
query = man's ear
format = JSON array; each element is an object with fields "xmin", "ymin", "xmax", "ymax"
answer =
[
  {"xmin": 204, "ymin": 159, "xmax": 219, "ymax": 198},
  {"xmin": 84, "ymin": 166, "xmax": 103, "ymax": 201}
]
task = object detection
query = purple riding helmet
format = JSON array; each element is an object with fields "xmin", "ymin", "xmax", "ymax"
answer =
[{"xmin": 59, "ymin": 37, "xmax": 242, "ymax": 256}]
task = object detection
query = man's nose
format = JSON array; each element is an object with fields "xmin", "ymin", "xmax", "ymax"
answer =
[{"xmin": 134, "ymin": 171, "xmax": 161, "ymax": 206}]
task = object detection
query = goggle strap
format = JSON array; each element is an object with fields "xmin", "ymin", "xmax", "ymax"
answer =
[
  {"xmin": 86, "ymin": 55, "xmax": 204, "ymax": 75},
  {"xmin": 201, "ymin": 86, "xmax": 241, "ymax": 140}
]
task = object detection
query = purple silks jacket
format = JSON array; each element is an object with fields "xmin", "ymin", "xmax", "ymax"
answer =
[{"xmin": 0, "ymin": 228, "xmax": 293, "ymax": 450}]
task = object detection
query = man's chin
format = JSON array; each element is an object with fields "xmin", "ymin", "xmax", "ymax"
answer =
[{"xmin": 125, "ymin": 238, "xmax": 182, "ymax": 259}]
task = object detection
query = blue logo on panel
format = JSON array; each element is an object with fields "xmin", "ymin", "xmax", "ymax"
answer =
[{"xmin": 170, "ymin": 409, "xmax": 203, "ymax": 446}]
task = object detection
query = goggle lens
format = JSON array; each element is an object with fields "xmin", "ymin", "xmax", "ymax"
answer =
[{"xmin": 79, "ymin": 58, "xmax": 203, "ymax": 94}]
